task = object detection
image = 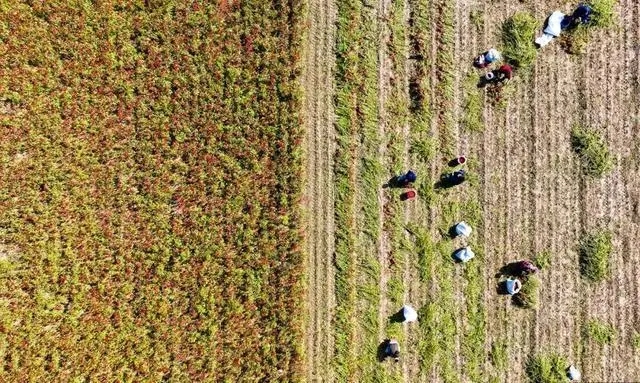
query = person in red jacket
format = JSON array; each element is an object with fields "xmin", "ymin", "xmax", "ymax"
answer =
[{"xmin": 494, "ymin": 64, "xmax": 513, "ymax": 83}]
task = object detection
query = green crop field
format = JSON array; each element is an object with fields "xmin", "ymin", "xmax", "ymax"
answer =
[{"xmin": 0, "ymin": 1, "xmax": 304, "ymax": 381}]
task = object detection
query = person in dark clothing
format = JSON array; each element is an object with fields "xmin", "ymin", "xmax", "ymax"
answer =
[
  {"xmin": 385, "ymin": 339, "xmax": 400, "ymax": 362},
  {"xmin": 395, "ymin": 170, "xmax": 417, "ymax": 187},
  {"xmin": 493, "ymin": 64, "xmax": 513, "ymax": 83},
  {"xmin": 563, "ymin": 4, "xmax": 593, "ymax": 31},
  {"xmin": 573, "ymin": 4, "xmax": 592, "ymax": 24},
  {"xmin": 516, "ymin": 260, "xmax": 539, "ymax": 276},
  {"xmin": 440, "ymin": 169, "xmax": 466, "ymax": 187}
]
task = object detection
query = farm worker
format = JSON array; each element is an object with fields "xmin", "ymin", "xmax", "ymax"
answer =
[
  {"xmin": 440, "ymin": 169, "xmax": 466, "ymax": 187},
  {"xmin": 448, "ymin": 169, "xmax": 466, "ymax": 185},
  {"xmin": 493, "ymin": 64, "xmax": 513, "ymax": 83},
  {"xmin": 402, "ymin": 305, "xmax": 418, "ymax": 323},
  {"xmin": 536, "ymin": 11, "xmax": 566, "ymax": 47},
  {"xmin": 516, "ymin": 260, "xmax": 538, "ymax": 276},
  {"xmin": 454, "ymin": 221, "xmax": 472, "ymax": 237},
  {"xmin": 385, "ymin": 339, "xmax": 401, "ymax": 362},
  {"xmin": 572, "ymin": 4, "xmax": 592, "ymax": 24},
  {"xmin": 505, "ymin": 278, "xmax": 522, "ymax": 295},
  {"xmin": 567, "ymin": 365, "xmax": 581, "ymax": 381},
  {"xmin": 454, "ymin": 246, "xmax": 475, "ymax": 263},
  {"xmin": 395, "ymin": 170, "xmax": 417, "ymax": 186},
  {"xmin": 473, "ymin": 48, "xmax": 501, "ymax": 69}
]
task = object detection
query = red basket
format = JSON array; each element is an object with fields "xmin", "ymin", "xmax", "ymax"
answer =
[{"xmin": 401, "ymin": 190, "xmax": 416, "ymax": 201}]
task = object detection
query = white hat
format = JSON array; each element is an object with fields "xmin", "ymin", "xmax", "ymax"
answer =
[{"xmin": 402, "ymin": 305, "xmax": 418, "ymax": 322}]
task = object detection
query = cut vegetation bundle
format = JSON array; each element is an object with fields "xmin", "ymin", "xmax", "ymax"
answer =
[
  {"xmin": 513, "ymin": 275, "xmax": 540, "ymax": 309},
  {"xmin": 571, "ymin": 125, "xmax": 613, "ymax": 177},
  {"xmin": 582, "ymin": 319, "xmax": 616, "ymax": 346},
  {"xmin": 501, "ymin": 12, "xmax": 539, "ymax": 70},
  {"xmin": 588, "ymin": 0, "xmax": 617, "ymax": 27},
  {"xmin": 579, "ymin": 230, "xmax": 613, "ymax": 282},
  {"xmin": 525, "ymin": 353, "xmax": 569, "ymax": 383}
]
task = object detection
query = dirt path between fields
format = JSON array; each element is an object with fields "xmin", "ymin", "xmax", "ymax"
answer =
[{"xmin": 302, "ymin": 0, "xmax": 337, "ymax": 380}]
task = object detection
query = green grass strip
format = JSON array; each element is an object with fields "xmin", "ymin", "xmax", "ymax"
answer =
[
  {"xmin": 335, "ymin": 1, "xmax": 386, "ymax": 381},
  {"xmin": 355, "ymin": 6, "xmax": 385, "ymax": 381},
  {"xmin": 461, "ymin": 72, "xmax": 484, "ymax": 133},
  {"xmin": 383, "ymin": 0, "xmax": 411, "ymax": 381},
  {"xmin": 333, "ymin": 0, "xmax": 363, "ymax": 379}
]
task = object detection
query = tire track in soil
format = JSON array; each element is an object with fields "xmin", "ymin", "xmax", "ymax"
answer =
[
  {"xmin": 453, "ymin": 0, "xmax": 483, "ymax": 381},
  {"xmin": 398, "ymin": 3, "xmax": 417, "ymax": 379},
  {"xmin": 302, "ymin": 0, "xmax": 337, "ymax": 380},
  {"xmin": 452, "ymin": 0, "xmax": 464, "ymax": 379},
  {"xmin": 485, "ymin": 2, "xmax": 537, "ymax": 381},
  {"xmin": 504, "ymin": 0, "xmax": 543, "ymax": 380},
  {"xmin": 533, "ymin": 31, "xmax": 582, "ymax": 379},
  {"xmin": 601, "ymin": 12, "xmax": 629, "ymax": 380}
]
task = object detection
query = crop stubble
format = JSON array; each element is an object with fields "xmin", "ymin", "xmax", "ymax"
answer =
[
  {"xmin": 302, "ymin": 0, "xmax": 338, "ymax": 379},
  {"xmin": 303, "ymin": 0, "xmax": 640, "ymax": 381}
]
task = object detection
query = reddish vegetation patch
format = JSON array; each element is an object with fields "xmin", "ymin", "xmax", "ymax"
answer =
[{"xmin": 0, "ymin": 0, "xmax": 304, "ymax": 381}]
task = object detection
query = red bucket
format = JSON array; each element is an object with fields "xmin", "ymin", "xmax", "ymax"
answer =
[
  {"xmin": 457, "ymin": 156, "xmax": 466, "ymax": 165},
  {"xmin": 401, "ymin": 190, "xmax": 416, "ymax": 201}
]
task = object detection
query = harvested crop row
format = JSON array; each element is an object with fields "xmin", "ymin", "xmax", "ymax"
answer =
[{"xmin": 302, "ymin": 0, "xmax": 338, "ymax": 378}]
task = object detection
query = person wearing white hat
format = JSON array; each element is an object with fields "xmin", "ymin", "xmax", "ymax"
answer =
[{"xmin": 402, "ymin": 305, "xmax": 418, "ymax": 323}]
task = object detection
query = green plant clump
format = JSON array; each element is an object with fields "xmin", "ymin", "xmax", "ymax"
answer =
[
  {"xmin": 571, "ymin": 126, "xmax": 613, "ymax": 177},
  {"xmin": 525, "ymin": 353, "xmax": 569, "ymax": 383},
  {"xmin": 561, "ymin": 25, "xmax": 590, "ymax": 55},
  {"xmin": 410, "ymin": 137, "xmax": 436, "ymax": 162},
  {"xmin": 501, "ymin": 12, "xmax": 539, "ymax": 70},
  {"xmin": 490, "ymin": 340, "xmax": 508, "ymax": 370},
  {"xmin": 583, "ymin": 319, "xmax": 616, "ymax": 346},
  {"xmin": 587, "ymin": 0, "xmax": 617, "ymax": 28},
  {"xmin": 579, "ymin": 230, "xmax": 613, "ymax": 282},
  {"xmin": 534, "ymin": 250, "xmax": 552, "ymax": 270},
  {"xmin": 514, "ymin": 275, "xmax": 540, "ymax": 309},
  {"xmin": 632, "ymin": 331, "xmax": 640, "ymax": 350}
]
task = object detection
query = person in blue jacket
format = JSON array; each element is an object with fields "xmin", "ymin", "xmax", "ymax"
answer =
[
  {"xmin": 573, "ymin": 4, "xmax": 592, "ymax": 24},
  {"xmin": 394, "ymin": 170, "xmax": 416, "ymax": 187}
]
